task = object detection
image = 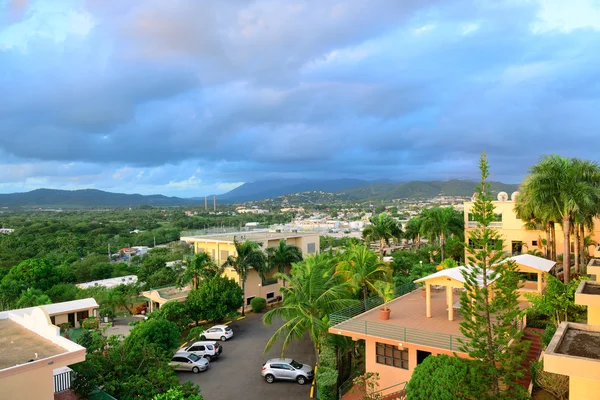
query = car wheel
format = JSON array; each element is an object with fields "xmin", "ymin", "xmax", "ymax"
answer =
[
  {"xmin": 200, "ymin": 335, "xmax": 206, "ymax": 340},
  {"xmin": 220, "ymin": 336, "xmax": 227, "ymax": 341},
  {"xmin": 265, "ymin": 374, "xmax": 275, "ymax": 384},
  {"xmin": 296, "ymin": 376, "xmax": 307, "ymax": 385},
  {"xmin": 192, "ymin": 367, "xmax": 200, "ymax": 374}
]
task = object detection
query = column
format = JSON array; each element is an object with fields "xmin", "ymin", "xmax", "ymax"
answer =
[
  {"xmin": 537, "ymin": 272, "xmax": 542, "ymax": 293},
  {"xmin": 426, "ymin": 283, "xmax": 431, "ymax": 318},
  {"xmin": 446, "ymin": 286, "xmax": 454, "ymax": 321}
]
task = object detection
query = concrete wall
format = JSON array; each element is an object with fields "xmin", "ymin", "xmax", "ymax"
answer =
[{"xmin": 0, "ymin": 364, "xmax": 55, "ymax": 400}]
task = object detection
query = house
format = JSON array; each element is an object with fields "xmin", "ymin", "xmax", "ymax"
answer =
[
  {"xmin": 76, "ymin": 275, "xmax": 138, "ymax": 290},
  {"xmin": 141, "ymin": 286, "xmax": 191, "ymax": 313},
  {"xmin": 0, "ymin": 305, "xmax": 86, "ymax": 399},
  {"xmin": 329, "ymin": 265, "xmax": 526, "ymax": 398},
  {"xmin": 463, "ymin": 192, "xmax": 600, "ymax": 258},
  {"xmin": 181, "ymin": 231, "xmax": 320, "ymax": 309},
  {"xmin": 0, "ymin": 298, "xmax": 99, "ymax": 329},
  {"xmin": 0, "ymin": 228, "xmax": 14, "ymax": 234},
  {"xmin": 543, "ymin": 259, "xmax": 600, "ymax": 399}
]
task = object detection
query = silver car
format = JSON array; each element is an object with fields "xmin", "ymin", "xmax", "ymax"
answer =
[
  {"xmin": 261, "ymin": 358, "xmax": 314, "ymax": 385},
  {"xmin": 170, "ymin": 352, "xmax": 209, "ymax": 373},
  {"xmin": 179, "ymin": 341, "xmax": 223, "ymax": 361}
]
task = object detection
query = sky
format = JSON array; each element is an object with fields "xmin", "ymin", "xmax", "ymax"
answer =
[{"xmin": 1, "ymin": 0, "xmax": 600, "ymax": 197}]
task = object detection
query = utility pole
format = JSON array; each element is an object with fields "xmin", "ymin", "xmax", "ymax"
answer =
[
  {"xmin": 153, "ymin": 236, "xmax": 156, "ymax": 247},
  {"xmin": 213, "ymin": 195, "xmax": 216, "ymax": 212},
  {"xmin": 108, "ymin": 243, "xmax": 110, "ymax": 259},
  {"xmin": 204, "ymin": 196, "xmax": 207, "ymax": 210}
]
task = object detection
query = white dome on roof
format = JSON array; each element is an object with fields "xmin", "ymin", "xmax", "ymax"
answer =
[
  {"xmin": 497, "ymin": 192, "xmax": 508, "ymax": 202},
  {"xmin": 511, "ymin": 191, "xmax": 519, "ymax": 201}
]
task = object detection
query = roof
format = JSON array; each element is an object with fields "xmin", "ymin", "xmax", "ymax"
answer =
[
  {"xmin": 414, "ymin": 265, "xmax": 498, "ymax": 287},
  {"xmin": 0, "ymin": 319, "xmax": 66, "ymax": 370},
  {"xmin": 0, "ymin": 298, "xmax": 99, "ymax": 320},
  {"xmin": 508, "ymin": 254, "xmax": 556, "ymax": 272},
  {"xmin": 77, "ymin": 275, "xmax": 138, "ymax": 289},
  {"xmin": 181, "ymin": 231, "xmax": 319, "ymax": 243}
]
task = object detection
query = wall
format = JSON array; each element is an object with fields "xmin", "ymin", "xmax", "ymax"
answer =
[
  {"xmin": 0, "ymin": 364, "xmax": 55, "ymax": 400},
  {"xmin": 364, "ymin": 336, "xmax": 469, "ymax": 394}
]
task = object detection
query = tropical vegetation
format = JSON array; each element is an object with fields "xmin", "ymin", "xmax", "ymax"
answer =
[{"xmin": 361, "ymin": 213, "xmax": 403, "ymax": 255}]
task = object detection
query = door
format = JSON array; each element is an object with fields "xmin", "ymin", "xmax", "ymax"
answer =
[
  {"xmin": 511, "ymin": 241, "xmax": 523, "ymax": 255},
  {"xmin": 280, "ymin": 363, "xmax": 296, "ymax": 380},
  {"xmin": 417, "ymin": 350, "xmax": 431, "ymax": 365},
  {"xmin": 68, "ymin": 313, "xmax": 75, "ymax": 327}
]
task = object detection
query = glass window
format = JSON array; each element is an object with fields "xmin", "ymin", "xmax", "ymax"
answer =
[
  {"xmin": 307, "ymin": 243, "xmax": 316, "ymax": 254},
  {"xmin": 266, "ymin": 292, "xmax": 275, "ymax": 299},
  {"xmin": 375, "ymin": 342, "xmax": 408, "ymax": 370}
]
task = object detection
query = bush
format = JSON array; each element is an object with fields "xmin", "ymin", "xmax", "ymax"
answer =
[
  {"xmin": 187, "ymin": 326, "xmax": 205, "ymax": 342},
  {"xmin": 316, "ymin": 366, "xmax": 338, "ymax": 400},
  {"xmin": 542, "ymin": 324, "xmax": 558, "ymax": 347},
  {"xmin": 81, "ymin": 317, "xmax": 99, "ymax": 330},
  {"xmin": 250, "ymin": 297, "xmax": 267, "ymax": 313},
  {"xmin": 58, "ymin": 322, "xmax": 73, "ymax": 332},
  {"xmin": 126, "ymin": 318, "xmax": 181, "ymax": 353}
]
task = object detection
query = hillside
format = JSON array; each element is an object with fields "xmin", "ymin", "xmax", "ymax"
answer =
[{"xmin": 0, "ymin": 189, "xmax": 199, "ymax": 208}]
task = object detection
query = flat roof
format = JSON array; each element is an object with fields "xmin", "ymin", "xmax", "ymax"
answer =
[
  {"xmin": 181, "ymin": 231, "xmax": 319, "ymax": 243},
  {"xmin": 556, "ymin": 327, "xmax": 600, "ymax": 360},
  {"xmin": 0, "ymin": 298, "xmax": 99, "ymax": 320},
  {"xmin": 0, "ymin": 320, "xmax": 66, "ymax": 370}
]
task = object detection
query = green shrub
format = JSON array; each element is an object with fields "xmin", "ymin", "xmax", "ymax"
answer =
[
  {"xmin": 542, "ymin": 324, "xmax": 558, "ymax": 347},
  {"xmin": 81, "ymin": 317, "xmax": 99, "ymax": 330},
  {"xmin": 316, "ymin": 366, "xmax": 338, "ymax": 400},
  {"xmin": 187, "ymin": 326, "xmax": 205, "ymax": 342},
  {"xmin": 530, "ymin": 360, "xmax": 542, "ymax": 389},
  {"xmin": 250, "ymin": 297, "xmax": 267, "ymax": 313},
  {"xmin": 319, "ymin": 343, "xmax": 337, "ymax": 369}
]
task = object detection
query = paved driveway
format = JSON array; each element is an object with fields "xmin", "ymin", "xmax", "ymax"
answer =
[{"xmin": 178, "ymin": 313, "xmax": 316, "ymax": 400}]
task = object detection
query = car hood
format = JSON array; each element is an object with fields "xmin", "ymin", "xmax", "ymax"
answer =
[
  {"xmin": 195, "ymin": 358, "xmax": 210, "ymax": 366},
  {"xmin": 300, "ymin": 364, "xmax": 313, "ymax": 375}
]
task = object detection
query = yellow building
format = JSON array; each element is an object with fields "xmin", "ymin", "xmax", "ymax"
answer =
[
  {"xmin": 141, "ymin": 286, "xmax": 191, "ymax": 313},
  {"xmin": 464, "ymin": 192, "xmax": 600, "ymax": 259},
  {"xmin": 181, "ymin": 231, "xmax": 320, "ymax": 308},
  {"xmin": 0, "ymin": 305, "xmax": 87, "ymax": 400},
  {"xmin": 544, "ymin": 277, "xmax": 600, "ymax": 399},
  {"xmin": 329, "ymin": 265, "xmax": 527, "ymax": 398}
]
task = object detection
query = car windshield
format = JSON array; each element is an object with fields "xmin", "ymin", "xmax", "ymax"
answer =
[
  {"xmin": 290, "ymin": 360, "xmax": 303, "ymax": 369},
  {"xmin": 188, "ymin": 354, "xmax": 200, "ymax": 362}
]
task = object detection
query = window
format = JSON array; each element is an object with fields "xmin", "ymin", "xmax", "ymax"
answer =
[
  {"xmin": 246, "ymin": 296, "xmax": 255, "ymax": 306},
  {"xmin": 172, "ymin": 357, "xmax": 187, "ymax": 363},
  {"xmin": 307, "ymin": 243, "xmax": 316, "ymax": 254},
  {"xmin": 198, "ymin": 247, "xmax": 205, "ymax": 253},
  {"xmin": 220, "ymin": 250, "xmax": 229, "ymax": 261},
  {"xmin": 266, "ymin": 292, "xmax": 275, "ymax": 299},
  {"xmin": 532, "ymin": 240, "xmax": 538, "ymax": 247},
  {"xmin": 376, "ymin": 342, "xmax": 408, "ymax": 369}
]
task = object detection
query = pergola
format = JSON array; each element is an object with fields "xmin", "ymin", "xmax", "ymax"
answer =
[
  {"xmin": 414, "ymin": 266, "xmax": 498, "ymax": 321},
  {"xmin": 504, "ymin": 254, "xmax": 556, "ymax": 293}
]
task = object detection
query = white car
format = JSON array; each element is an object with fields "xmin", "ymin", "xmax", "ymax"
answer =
[{"xmin": 200, "ymin": 325, "xmax": 234, "ymax": 341}]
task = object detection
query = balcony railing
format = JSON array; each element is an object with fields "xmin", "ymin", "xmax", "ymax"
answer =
[
  {"xmin": 261, "ymin": 277, "xmax": 279, "ymax": 286},
  {"xmin": 330, "ymin": 282, "xmax": 417, "ymax": 326},
  {"xmin": 468, "ymin": 221, "xmax": 503, "ymax": 228}
]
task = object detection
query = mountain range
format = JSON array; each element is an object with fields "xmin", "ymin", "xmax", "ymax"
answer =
[{"xmin": 0, "ymin": 179, "xmax": 520, "ymax": 208}]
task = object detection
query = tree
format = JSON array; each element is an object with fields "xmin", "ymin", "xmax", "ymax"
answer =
[
  {"xmin": 406, "ymin": 355, "xmax": 493, "ymax": 400},
  {"xmin": 152, "ymin": 388, "xmax": 203, "ymax": 400},
  {"xmin": 222, "ymin": 238, "xmax": 268, "ymax": 316},
  {"xmin": 459, "ymin": 153, "xmax": 529, "ymax": 399},
  {"xmin": 181, "ymin": 252, "xmax": 220, "ymax": 290},
  {"xmin": 336, "ymin": 244, "xmax": 390, "ymax": 309},
  {"xmin": 263, "ymin": 253, "xmax": 357, "ymax": 359},
  {"xmin": 1, "ymin": 258, "xmax": 59, "ymax": 304},
  {"xmin": 519, "ymin": 155, "xmax": 600, "ymax": 282},
  {"xmin": 46, "ymin": 283, "xmax": 81, "ymax": 303},
  {"xmin": 404, "ymin": 217, "xmax": 423, "ymax": 249},
  {"xmin": 148, "ymin": 300, "xmax": 193, "ymax": 330},
  {"xmin": 126, "ymin": 318, "xmax": 180, "ymax": 353},
  {"xmin": 420, "ymin": 207, "xmax": 463, "ymax": 262},
  {"xmin": 16, "ymin": 288, "xmax": 52, "ymax": 308},
  {"xmin": 266, "ymin": 239, "xmax": 302, "ymax": 288},
  {"xmin": 186, "ymin": 275, "xmax": 243, "ymax": 323},
  {"xmin": 525, "ymin": 275, "xmax": 587, "ymax": 327},
  {"xmin": 361, "ymin": 213, "xmax": 403, "ymax": 256}
]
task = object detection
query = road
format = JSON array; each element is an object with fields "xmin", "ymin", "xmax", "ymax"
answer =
[{"xmin": 178, "ymin": 313, "xmax": 317, "ymax": 400}]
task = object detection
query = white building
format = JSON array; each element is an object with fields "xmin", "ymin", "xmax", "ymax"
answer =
[
  {"xmin": 349, "ymin": 221, "xmax": 364, "ymax": 231},
  {"xmin": 0, "ymin": 228, "xmax": 14, "ymax": 234},
  {"xmin": 76, "ymin": 275, "xmax": 138, "ymax": 290}
]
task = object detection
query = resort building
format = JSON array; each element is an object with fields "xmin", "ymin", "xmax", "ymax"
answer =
[
  {"xmin": 544, "ymin": 259, "xmax": 600, "ymax": 399},
  {"xmin": 0, "ymin": 305, "xmax": 86, "ymax": 399},
  {"xmin": 0, "ymin": 298, "xmax": 99, "ymax": 329},
  {"xmin": 463, "ymin": 192, "xmax": 600, "ymax": 259},
  {"xmin": 76, "ymin": 275, "xmax": 138, "ymax": 289},
  {"xmin": 141, "ymin": 286, "xmax": 191, "ymax": 313},
  {"xmin": 181, "ymin": 231, "xmax": 320, "ymax": 308}
]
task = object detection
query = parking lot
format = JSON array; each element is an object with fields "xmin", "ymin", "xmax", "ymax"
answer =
[{"xmin": 177, "ymin": 313, "xmax": 317, "ymax": 400}]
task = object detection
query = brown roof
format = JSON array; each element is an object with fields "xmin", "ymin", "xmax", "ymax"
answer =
[{"xmin": 0, "ymin": 320, "xmax": 66, "ymax": 370}]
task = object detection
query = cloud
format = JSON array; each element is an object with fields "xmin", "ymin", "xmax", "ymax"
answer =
[{"xmin": 0, "ymin": 0, "xmax": 599, "ymax": 196}]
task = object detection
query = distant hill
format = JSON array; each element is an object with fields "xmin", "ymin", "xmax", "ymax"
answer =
[
  {"xmin": 218, "ymin": 178, "xmax": 369, "ymax": 202},
  {"xmin": 0, "ymin": 189, "xmax": 199, "ymax": 208}
]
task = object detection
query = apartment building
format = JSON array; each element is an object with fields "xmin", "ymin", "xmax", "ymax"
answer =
[
  {"xmin": 0, "ymin": 303, "xmax": 88, "ymax": 399},
  {"xmin": 463, "ymin": 192, "xmax": 600, "ymax": 258},
  {"xmin": 181, "ymin": 231, "xmax": 320, "ymax": 308}
]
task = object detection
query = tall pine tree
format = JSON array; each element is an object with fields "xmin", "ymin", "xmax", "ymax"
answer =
[{"xmin": 459, "ymin": 153, "xmax": 529, "ymax": 399}]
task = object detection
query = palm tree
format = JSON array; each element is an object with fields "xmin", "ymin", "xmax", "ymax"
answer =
[
  {"xmin": 420, "ymin": 207, "xmax": 464, "ymax": 262},
  {"xmin": 404, "ymin": 217, "xmax": 423, "ymax": 249},
  {"xmin": 265, "ymin": 239, "xmax": 303, "ymax": 288},
  {"xmin": 263, "ymin": 253, "xmax": 356, "ymax": 359},
  {"xmin": 336, "ymin": 244, "xmax": 391, "ymax": 309},
  {"xmin": 515, "ymin": 187, "xmax": 556, "ymax": 260},
  {"xmin": 521, "ymin": 155, "xmax": 600, "ymax": 283},
  {"xmin": 222, "ymin": 238, "xmax": 268, "ymax": 316},
  {"xmin": 180, "ymin": 252, "xmax": 219, "ymax": 290},
  {"xmin": 362, "ymin": 213, "xmax": 403, "ymax": 256}
]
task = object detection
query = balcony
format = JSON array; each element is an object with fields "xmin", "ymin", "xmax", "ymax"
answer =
[{"xmin": 467, "ymin": 221, "xmax": 502, "ymax": 228}]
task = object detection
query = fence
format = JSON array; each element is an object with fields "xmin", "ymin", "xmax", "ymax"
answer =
[{"xmin": 53, "ymin": 368, "xmax": 73, "ymax": 393}]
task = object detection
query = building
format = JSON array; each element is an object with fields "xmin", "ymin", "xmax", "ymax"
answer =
[
  {"xmin": 329, "ymin": 265, "xmax": 528, "ymax": 397},
  {"xmin": 181, "ymin": 231, "xmax": 320, "ymax": 308},
  {"xmin": 543, "ymin": 259, "xmax": 600, "ymax": 399},
  {"xmin": 141, "ymin": 286, "xmax": 191, "ymax": 313},
  {"xmin": 0, "ymin": 298, "xmax": 99, "ymax": 329},
  {"xmin": 0, "ymin": 228, "xmax": 14, "ymax": 234},
  {"xmin": 463, "ymin": 192, "xmax": 600, "ymax": 258},
  {"xmin": 0, "ymin": 305, "xmax": 87, "ymax": 399},
  {"xmin": 76, "ymin": 275, "xmax": 138, "ymax": 289}
]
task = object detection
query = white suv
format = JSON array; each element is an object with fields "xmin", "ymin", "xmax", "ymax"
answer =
[{"xmin": 178, "ymin": 341, "xmax": 223, "ymax": 361}]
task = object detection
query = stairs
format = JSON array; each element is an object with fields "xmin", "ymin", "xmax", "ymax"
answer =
[{"xmin": 517, "ymin": 327, "xmax": 544, "ymax": 390}]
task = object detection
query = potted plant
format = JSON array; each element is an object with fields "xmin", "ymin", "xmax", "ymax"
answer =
[{"xmin": 375, "ymin": 281, "xmax": 395, "ymax": 321}]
